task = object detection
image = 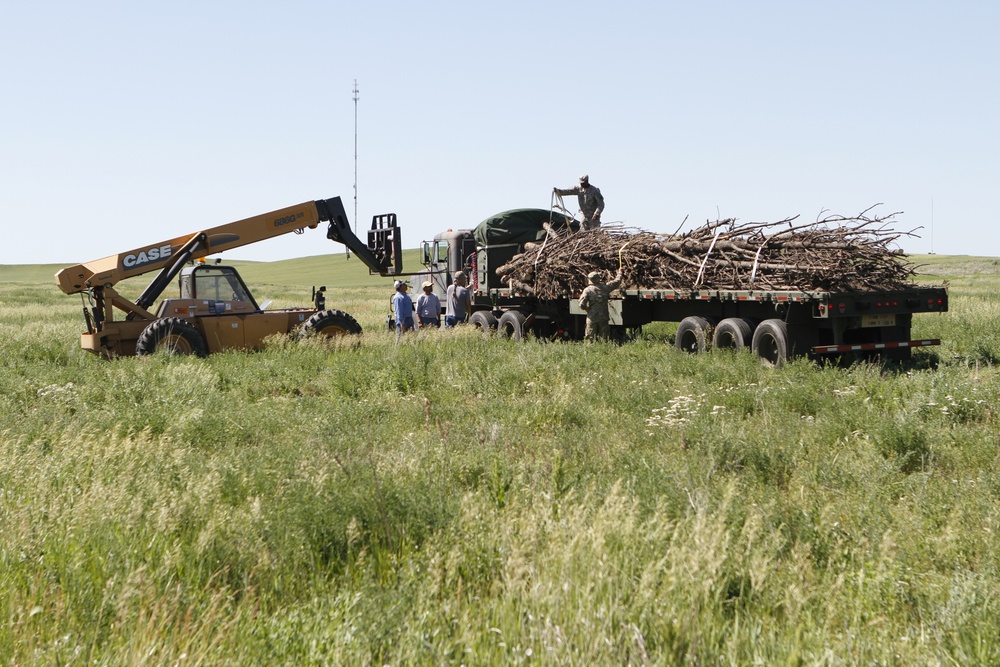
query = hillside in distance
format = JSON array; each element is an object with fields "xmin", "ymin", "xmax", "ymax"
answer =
[
  {"xmin": 0, "ymin": 248, "xmax": 424, "ymax": 291},
  {"xmin": 0, "ymin": 251, "xmax": 988, "ymax": 294},
  {"xmin": 0, "ymin": 248, "xmax": 984, "ymax": 288}
]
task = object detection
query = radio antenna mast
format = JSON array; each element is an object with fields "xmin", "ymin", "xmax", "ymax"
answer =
[{"xmin": 353, "ymin": 79, "xmax": 359, "ymax": 236}]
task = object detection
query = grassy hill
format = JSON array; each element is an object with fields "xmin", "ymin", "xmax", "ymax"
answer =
[{"xmin": 0, "ymin": 263, "xmax": 69, "ymax": 285}]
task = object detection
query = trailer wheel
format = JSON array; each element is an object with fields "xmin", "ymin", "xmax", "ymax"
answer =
[
  {"xmin": 468, "ymin": 310, "xmax": 498, "ymax": 332},
  {"xmin": 302, "ymin": 309, "xmax": 363, "ymax": 337},
  {"xmin": 498, "ymin": 310, "xmax": 528, "ymax": 340},
  {"xmin": 752, "ymin": 319, "xmax": 789, "ymax": 367},
  {"xmin": 713, "ymin": 318, "xmax": 753, "ymax": 351},
  {"xmin": 136, "ymin": 317, "xmax": 208, "ymax": 357},
  {"xmin": 675, "ymin": 316, "xmax": 712, "ymax": 353}
]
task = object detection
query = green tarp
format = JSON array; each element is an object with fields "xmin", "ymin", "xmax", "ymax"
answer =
[{"xmin": 473, "ymin": 209, "xmax": 575, "ymax": 248}]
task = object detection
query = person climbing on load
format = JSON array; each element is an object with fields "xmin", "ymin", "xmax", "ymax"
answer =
[{"xmin": 554, "ymin": 174, "xmax": 605, "ymax": 230}]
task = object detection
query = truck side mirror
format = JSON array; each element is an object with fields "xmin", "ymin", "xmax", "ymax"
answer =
[{"xmin": 421, "ymin": 242, "xmax": 432, "ymax": 265}]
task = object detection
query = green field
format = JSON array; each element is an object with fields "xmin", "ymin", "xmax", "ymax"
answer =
[{"xmin": 2, "ymin": 253, "xmax": 1000, "ymax": 664}]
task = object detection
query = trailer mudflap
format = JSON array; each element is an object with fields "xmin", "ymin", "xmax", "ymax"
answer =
[{"xmin": 811, "ymin": 339, "xmax": 941, "ymax": 355}]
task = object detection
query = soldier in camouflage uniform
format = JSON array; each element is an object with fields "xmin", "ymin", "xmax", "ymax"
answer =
[
  {"xmin": 579, "ymin": 270, "xmax": 623, "ymax": 342},
  {"xmin": 554, "ymin": 174, "xmax": 605, "ymax": 230}
]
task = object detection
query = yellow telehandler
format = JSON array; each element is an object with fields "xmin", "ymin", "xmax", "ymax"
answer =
[{"xmin": 56, "ymin": 196, "xmax": 401, "ymax": 358}]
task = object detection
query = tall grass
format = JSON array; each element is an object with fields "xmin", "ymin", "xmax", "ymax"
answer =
[{"xmin": 1, "ymin": 258, "xmax": 1000, "ymax": 663}]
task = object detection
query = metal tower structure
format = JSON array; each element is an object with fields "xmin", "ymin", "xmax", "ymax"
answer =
[{"xmin": 353, "ymin": 79, "xmax": 359, "ymax": 236}]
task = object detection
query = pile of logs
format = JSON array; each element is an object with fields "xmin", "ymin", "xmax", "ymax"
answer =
[{"xmin": 497, "ymin": 207, "xmax": 921, "ymax": 295}]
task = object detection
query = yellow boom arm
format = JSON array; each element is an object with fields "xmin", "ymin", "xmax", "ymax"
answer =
[
  {"xmin": 57, "ymin": 199, "xmax": 331, "ymax": 295},
  {"xmin": 57, "ymin": 195, "xmax": 400, "ymax": 296}
]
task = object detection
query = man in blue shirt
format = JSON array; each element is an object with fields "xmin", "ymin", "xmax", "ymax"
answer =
[{"xmin": 392, "ymin": 280, "xmax": 414, "ymax": 334}]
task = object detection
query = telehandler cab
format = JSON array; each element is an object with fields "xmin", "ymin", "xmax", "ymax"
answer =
[{"xmin": 56, "ymin": 196, "xmax": 401, "ymax": 358}]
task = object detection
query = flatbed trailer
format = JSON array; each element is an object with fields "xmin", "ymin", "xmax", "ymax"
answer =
[{"xmin": 479, "ymin": 284, "xmax": 946, "ymax": 365}]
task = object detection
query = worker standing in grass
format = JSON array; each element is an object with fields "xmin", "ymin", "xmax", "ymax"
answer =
[
  {"xmin": 416, "ymin": 281, "xmax": 441, "ymax": 328},
  {"xmin": 392, "ymin": 280, "xmax": 414, "ymax": 334},
  {"xmin": 445, "ymin": 271, "xmax": 471, "ymax": 328},
  {"xmin": 579, "ymin": 270, "xmax": 623, "ymax": 342},
  {"xmin": 554, "ymin": 174, "xmax": 605, "ymax": 230}
]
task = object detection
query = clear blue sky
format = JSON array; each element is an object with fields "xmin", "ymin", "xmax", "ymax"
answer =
[{"xmin": 2, "ymin": 0, "xmax": 997, "ymax": 265}]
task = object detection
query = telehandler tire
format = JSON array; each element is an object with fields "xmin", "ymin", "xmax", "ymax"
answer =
[
  {"xmin": 136, "ymin": 317, "xmax": 209, "ymax": 357},
  {"xmin": 302, "ymin": 309, "xmax": 363, "ymax": 337}
]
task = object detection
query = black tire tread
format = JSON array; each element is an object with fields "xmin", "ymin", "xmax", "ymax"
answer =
[
  {"xmin": 469, "ymin": 310, "xmax": 498, "ymax": 331},
  {"xmin": 713, "ymin": 317, "xmax": 753, "ymax": 351},
  {"xmin": 498, "ymin": 310, "xmax": 527, "ymax": 340},
  {"xmin": 675, "ymin": 316, "xmax": 712, "ymax": 353},
  {"xmin": 751, "ymin": 318, "xmax": 789, "ymax": 367},
  {"xmin": 135, "ymin": 317, "xmax": 209, "ymax": 357},
  {"xmin": 303, "ymin": 309, "xmax": 363, "ymax": 336}
]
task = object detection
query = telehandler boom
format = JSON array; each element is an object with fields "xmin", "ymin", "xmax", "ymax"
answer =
[{"xmin": 56, "ymin": 196, "xmax": 401, "ymax": 358}]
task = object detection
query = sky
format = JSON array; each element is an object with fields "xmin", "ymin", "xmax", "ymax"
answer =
[{"xmin": 2, "ymin": 0, "xmax": 998, "ymax": 267}]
